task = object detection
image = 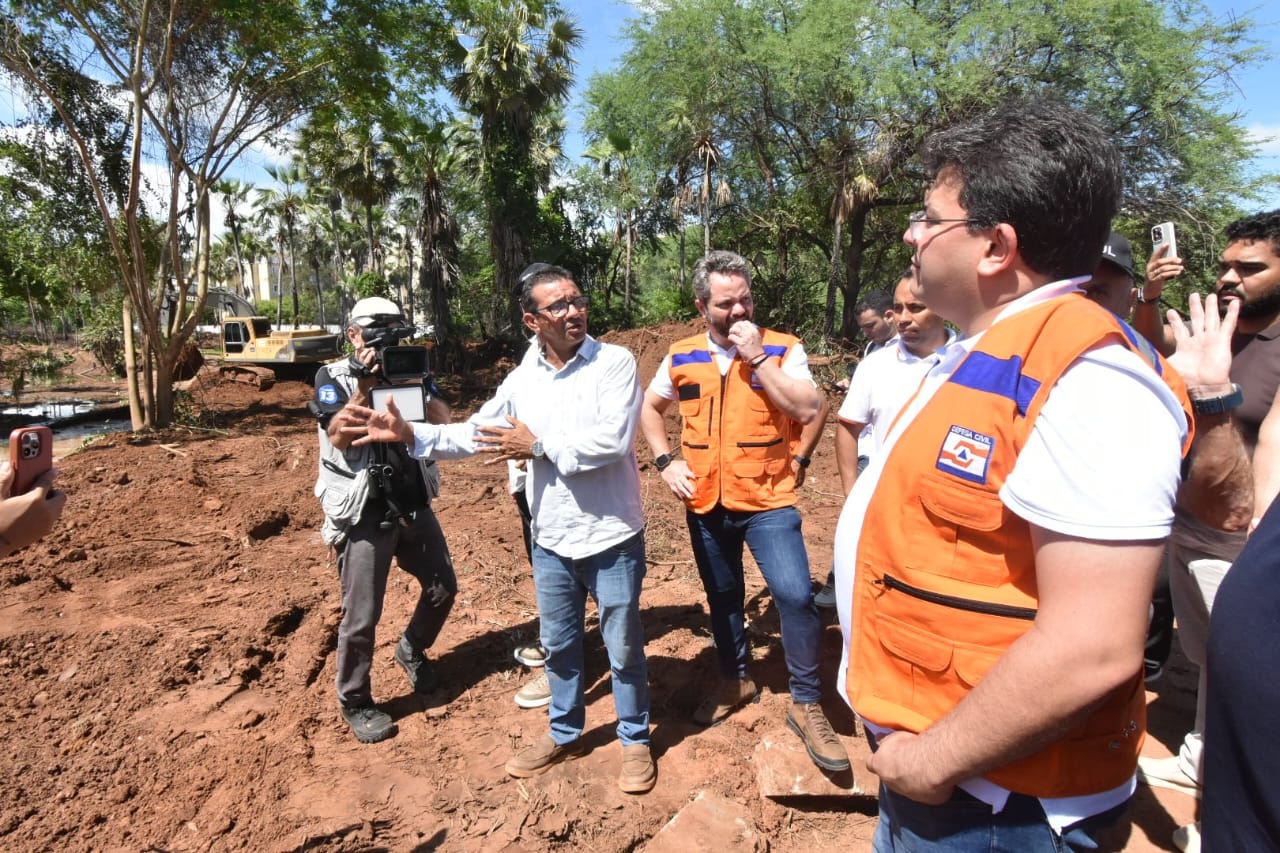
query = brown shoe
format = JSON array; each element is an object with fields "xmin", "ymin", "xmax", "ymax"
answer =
[
  {"xmin": 692, "ymin": 676, "xmax": 759, "ymax": 726},
  {"xmin": 786, "ymin": 702, "xmax": 850, "ymax": 772},
  {"xmin": 504, "ymin": 734, "xmax": 584, "ymax": 778},
  {"xmin": 618, "ymin": 743, "xmax": 656, "ymax": 794}
]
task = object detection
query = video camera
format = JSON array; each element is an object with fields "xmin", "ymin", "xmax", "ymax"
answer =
[{"xmin": 359, "ymin": 324, "xmax": 430, "ymax": 384}]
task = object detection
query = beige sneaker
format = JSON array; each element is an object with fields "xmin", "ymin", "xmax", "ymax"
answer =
[
  {"xmin": 515, "ymin": 672, "xmax": 552, "ymax": 709},
  {"xmin": 618, "ymin": 743, "xmax": 656, "ymax": 794},
  {"xmin": 786, "ymin": 701, "xmax": 850, "ymax": 772},
  {"xmin": 692, "ymin": 676, "xmax": 758, "ymax": 726},
  {"xmin": 504, "ymin": 734, "xmax": 584, "ymax": 778},
  {"xmin": 1137, "ymin": 755, "xmax": 1201, "ymax": 798}
]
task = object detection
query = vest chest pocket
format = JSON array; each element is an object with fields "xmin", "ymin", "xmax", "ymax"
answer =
[{"xmin": 910, "ymin": 474, "xmax": 1017, "ymax": 588}]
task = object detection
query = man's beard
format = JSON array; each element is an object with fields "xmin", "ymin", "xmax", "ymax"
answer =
[{"xmin": 1222, "ymin": 285, "xmax": 1280, "ymax": 320}]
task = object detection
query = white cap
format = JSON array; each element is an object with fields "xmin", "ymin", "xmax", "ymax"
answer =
[{"xmin": 349, "ymin": 297, "xmax": 402, "ymax": 327}]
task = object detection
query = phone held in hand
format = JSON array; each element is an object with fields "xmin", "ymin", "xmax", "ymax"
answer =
[
  {"xmin": 9, "ymin": 426, "xmax": 53, "ymax": 495},
  {"xmin": 1152, "ymin": 222, "xmax": 1178, "ymax": 259}
]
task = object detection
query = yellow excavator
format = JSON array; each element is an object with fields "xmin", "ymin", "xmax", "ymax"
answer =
[{"xmin": 210, "ymin": 290, "xmax": 343, "ymax": 388}]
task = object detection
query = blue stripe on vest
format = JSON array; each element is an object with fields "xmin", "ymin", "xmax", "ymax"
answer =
[
  {"xmin": 1115, "ymin": 320, "xmax": 1162, "ymax": 377},
  {"xmin": 763, "ymin": 344, "xmax": 787, "ymax": 358},
  {"xmin": 949, "ymin": 352, "xmax": 1042, "ymax": 417},
  {"xmin": 672, "ymin": 349, "xmax": 714, "ymax": 367}
]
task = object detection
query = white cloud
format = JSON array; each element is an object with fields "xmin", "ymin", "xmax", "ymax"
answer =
[{"xmin": 1247, "ymin": 124, "xmax": 1280, "ymax": 157}]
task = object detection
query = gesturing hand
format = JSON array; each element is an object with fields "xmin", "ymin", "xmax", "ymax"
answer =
[{"xmin": 1167, "ymin": 293, "xmax": 1237, "ymax": 391}]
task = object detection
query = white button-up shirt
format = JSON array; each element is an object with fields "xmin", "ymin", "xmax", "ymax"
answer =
[{"xmin": 407, "ymin": 335, "xmax": 644, "ymax": 559}]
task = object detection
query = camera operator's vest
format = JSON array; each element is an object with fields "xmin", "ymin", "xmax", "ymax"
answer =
[
  {"xmin": 667, "ymin": 329, "xmax": 802, "ymax": 514},
  {"xmin": 849, "ymin": 294, "xmax": 1193, "ymax": 798},
  {"xmin": 313, "ymin": 359, "xmax": 438, "ymax": 546}
]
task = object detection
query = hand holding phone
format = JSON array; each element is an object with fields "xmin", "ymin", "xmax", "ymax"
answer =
[
  {"xmin": 9, "ymin": 426, "xmax": 53, "ymax": 495},
  {"xmin": 1, "ymin": 426, "xmax": 65, "ymax": 555}
]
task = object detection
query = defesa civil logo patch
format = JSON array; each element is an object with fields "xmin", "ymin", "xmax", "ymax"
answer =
[{"xmin": 936, "ymin": 425, "xmax": 994, "ymax": 484}]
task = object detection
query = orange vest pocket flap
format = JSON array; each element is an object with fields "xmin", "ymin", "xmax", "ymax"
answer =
[
  {"xmin": 952, "ymin": 644, "xmax": 1003, "ymax": 688},
  {"xmin": 874, "ymin": 613, "xmax": 953, "ymax": 673},
  {"xmin": 920, "ymin": 478, "xmax": 1004, "ymax": 531}
]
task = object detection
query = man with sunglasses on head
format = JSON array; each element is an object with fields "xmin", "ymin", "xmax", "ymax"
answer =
[
  {"xmin": 344, "ymin": 265, "xmax": 656, "ymax": 794},
  {"xmin": 832, "ymin": 97, "xmax": 1201, "ymax": 850}
]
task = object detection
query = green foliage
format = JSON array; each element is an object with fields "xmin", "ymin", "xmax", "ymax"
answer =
[
  {"xmin": 583, "ymin": 0, "xmax": 1274, "ymax": 340},
  {"xmin": 78, "ymin": 291, "xmax": 127, "ymax": 376}
]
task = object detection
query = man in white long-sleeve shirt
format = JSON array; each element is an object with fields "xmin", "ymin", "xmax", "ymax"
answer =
[{"xmin": 344, "ymin": 265, "xmax": 656, "ymax": 794}]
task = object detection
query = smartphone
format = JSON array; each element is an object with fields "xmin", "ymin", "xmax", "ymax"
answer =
[
  {"xmin": 1151, "ymin": 222, "xmax": 1178, "ymax": 259},
  {"xmin": 9, "ymin": 426, "xmax": 53, "ymax": 495}
]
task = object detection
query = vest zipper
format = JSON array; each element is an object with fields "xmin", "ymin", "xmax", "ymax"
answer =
[{"xmin": 879, "ymin": 573, "xmax": 1037, "ymax": 621}]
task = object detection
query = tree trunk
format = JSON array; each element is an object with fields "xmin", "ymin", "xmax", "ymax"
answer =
[
  {"xmin": 840, "ymin": 204, "xmax": 871, "ymax": 341},
  {"xmin": 826, "ymin": 215, "xmax": 845, "ymax": 339}
]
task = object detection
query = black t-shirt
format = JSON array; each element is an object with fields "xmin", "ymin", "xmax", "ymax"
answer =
[{"xmin": 1202, "ymin": 497, "xmax": 1280, "ymax": 849}]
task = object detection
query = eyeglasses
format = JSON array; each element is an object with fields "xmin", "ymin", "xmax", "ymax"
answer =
[
  {"xmin": 534, "ymin": 295, "xmax": 589, "ymax": 318},
  {"xmin": 908, "ymin": 210, "xmax": 982, "ymax": 236}
]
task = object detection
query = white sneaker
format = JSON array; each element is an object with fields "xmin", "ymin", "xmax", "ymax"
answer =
[
  {"xmin": 515, "ymin": 672, "xmax": 551, "ymax": 709},
  {"xmin": 1137, "ymin": 755, "xmax": 1201, "ymax": 798},
  {"xmin": 1173, "ymin": 822, "xmax": 1201, "ymax": 853}
]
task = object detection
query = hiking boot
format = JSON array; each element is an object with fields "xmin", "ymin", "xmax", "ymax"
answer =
[
  {"xmin": 1137, "ymin": 755, "xmax": 1201, "ymax": 798},
  {"xmin": 515, "ymin": 672, "xmax": 552, "ymax": 709},
  {"xmin": 618, "ymin": 743, "xmax": 657, "ymax": 794},
  {"xmin": 394, "ymin": 636, "xmax": 438, "ymax": 694},
  {"xmin": 504, "ymin": 734, "xmax": 584, "ymax": 778},
  {"xmin": 786, "ymin": 701, "xmax": 850, "ymax": 772},
  {"xmin": 692, "ymin": 676, "xmax": 758, "ymax": 726},
  {"xmin": 514, "ymin": 643, "xmax": 547, "ymax": 667},
  {"xmin": 341, "ymin": 703, "xmax": 396, "ymax": 744},
  {"xmin": 813, "ymin": 571, "xmax": 837, "ymax": 609}
]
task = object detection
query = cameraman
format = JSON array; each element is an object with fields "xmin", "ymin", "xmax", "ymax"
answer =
[{"xmin": 312, "ymin": 296, "xmax": 455, "ymax": 744}]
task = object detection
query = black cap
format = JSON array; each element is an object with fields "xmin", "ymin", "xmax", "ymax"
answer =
[
  {"xmin": 518, "ymin": 262, "xmax": 557, "ymax": 286},
  {"xmin": 1099, "ymin": 232, "xmax": 1134, "ymax": 279}
]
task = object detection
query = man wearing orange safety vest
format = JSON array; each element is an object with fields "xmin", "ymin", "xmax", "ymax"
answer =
[
  {"xmin": 833, "ymin": 97, "xmax": 1202, "ymax": 850},
  {"xmin": 641, "ymin": 250, "xmax": 848, "ymax": 774}
]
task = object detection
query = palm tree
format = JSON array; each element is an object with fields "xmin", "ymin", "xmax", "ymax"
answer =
[
  {"xmin": 446, "ymin": 1, "xmax": 581, "ymax": 331},
  {"xmin": 214, "ymin": 179, "xmax": 253, "ymax": 300},
  {"xmin": 254, "ymin": 162, "xmax": 306, "ymax": 324},
  {"xmin": 584, "ymin": 130, "xmax": 637, "ymax": 317},
  {"xmin": 394, "ymin": 120, "xmax": 464, "ymax": 345}
]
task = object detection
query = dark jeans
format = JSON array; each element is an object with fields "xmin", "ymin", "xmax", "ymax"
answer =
[
  {"xmin": 686, "ymin": 505, "xmax": 822, "ymax": 703},
  {"xmin": 874, "ymin": 783, "xmax": 1127, "ymax": 852},
  {"xmin": 336, "ymin": 505, "xmax": 455, "ymax": 707}
]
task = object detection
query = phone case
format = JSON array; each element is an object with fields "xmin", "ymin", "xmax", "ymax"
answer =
[
  {"xmin": 9, "ymin": 426, "xmax": 53, "ymax": 495},
  {"xmin": 1151, "ymin": 222, "xmax": 1178, "ymax": 259}
]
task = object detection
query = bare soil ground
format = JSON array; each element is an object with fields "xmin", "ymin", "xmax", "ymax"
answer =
[{"xmin": 0, "ymin": 330, "xmax": 1198, "ymax": 852}]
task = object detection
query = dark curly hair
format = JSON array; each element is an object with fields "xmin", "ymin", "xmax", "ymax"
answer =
[{"xmin": 1224, "ymin": 209, "xmax": 1280, "ymax": 253}]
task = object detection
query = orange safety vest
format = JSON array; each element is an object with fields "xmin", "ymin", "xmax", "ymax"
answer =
[
  {"xmin": 667, "ymin": 329, "xmax": 803, "ymax": 513},
  {"xmin": 849, "ymin": 293, "xmax": 1193, "ymax": 798}
]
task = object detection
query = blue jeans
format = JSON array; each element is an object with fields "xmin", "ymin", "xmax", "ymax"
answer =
[
  {"xmin": 686, "ymin": 505, "xmax": 821, "ymax": 704},
  {"xmin": 532, "ymin": 531, "xmax": 650, "ymax": 746},
  {"xmin": 873, "ymin": 782, "xmax": 1127, "ymax": 852}
]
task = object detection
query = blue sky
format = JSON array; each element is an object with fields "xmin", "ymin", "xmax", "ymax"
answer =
[{"xmin": 556, "ymin": 0, "xmax": 1280, "ymax": 207}]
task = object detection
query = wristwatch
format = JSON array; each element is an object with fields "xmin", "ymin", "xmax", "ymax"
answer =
[
  {"xmin": 654, "ymin": 453, "xmax": 673, "ymax": 471},
  {"xmin": 1191, "ymin": 383, "xmax": 1244, "ymax": 415},
  {"xmin": 1135, "ymin": 290, "xmax": 1162, "ymax": 305},
  {"xmin": 794, "ymin": 454, "xmax": 812, "ymax": 468},
  {"xmin": 531, "ymin": 439, "xmax": 546, "ymax": 459}
]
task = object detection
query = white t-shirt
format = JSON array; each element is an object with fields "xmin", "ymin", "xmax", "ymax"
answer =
[
  {"xmin": 647, "ymin": 330, "xmax": 814, "ymax": 399},
  {"xmin": 833, "ymin": 279, "xmax": 1188, "ymax": 829},
  {"xmin": 838, "ymin": 331, "xmax": 957, "ymax": 457}
]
